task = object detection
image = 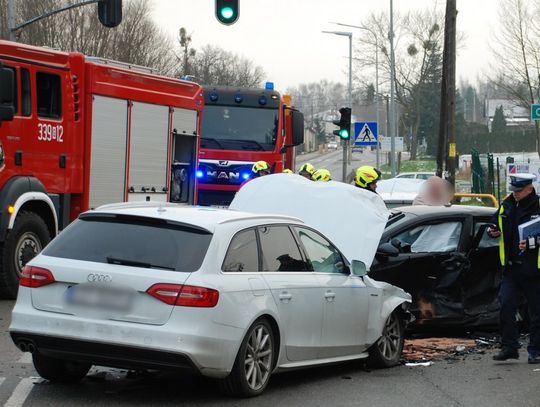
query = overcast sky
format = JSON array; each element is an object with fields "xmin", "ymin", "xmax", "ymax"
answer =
[{"xmin": 152, "ymin": 0, "xmax": 500, "ymax": 90}]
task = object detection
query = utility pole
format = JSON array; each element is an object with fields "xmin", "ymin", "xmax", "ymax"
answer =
[
  {"xmin": 8, "ymin": 0, "xmax": 16, "ymax": 41},
  {"xmin": 389, "ymin": 0, "xmax": 397, "ymax": 177},
  {"xmin": 438, "ymin": 0, "xmax": 457, "ymax": 185}
]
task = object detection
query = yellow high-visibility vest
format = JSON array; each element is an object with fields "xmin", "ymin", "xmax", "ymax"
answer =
[{"xmin": 498, "ymin": 204, "xmax": 540, "ymax": 268}]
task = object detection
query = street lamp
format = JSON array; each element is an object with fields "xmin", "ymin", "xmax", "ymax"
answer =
[
  {"xmin": 322, "ymin": 30, "xmax": 353, "ymax": 183},
  {"xmin": 389, "ymin": 0, "xmax": 397, "ymax": 177},
  {"xmin": 331, "ymin": 22, "xmax": 381, "ymax": 169}
]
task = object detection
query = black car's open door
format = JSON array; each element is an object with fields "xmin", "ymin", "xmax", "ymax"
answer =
[{"xmin": 370, "ymin": 215, "xmax": 473, "ymax": 326}]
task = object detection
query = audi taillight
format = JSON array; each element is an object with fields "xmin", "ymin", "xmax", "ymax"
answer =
[
  {"xmin": 20, "ymin": 266, "xmax": 55, "ymax": 288},
  {"xmin": 146, "ymin": 283, "xmax": 219, "ymax": 307}
]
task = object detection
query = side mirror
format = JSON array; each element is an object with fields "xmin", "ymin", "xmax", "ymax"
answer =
[
  {"xmin": 351, "ymin": 260, "xmax": 368, "ymax": 277},
  {"xmin": 0, "ymin": 67, "xmax": 15, "ymax": 123},
  {"xmin": 377, "ymin": 242, "xmax": 400, "ymax": 257},
  {"xmin": 291, "ymin": 110, "xmax": 304, "ymax": 146}
]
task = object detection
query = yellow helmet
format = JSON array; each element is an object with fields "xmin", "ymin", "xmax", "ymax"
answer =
[
  {"xmin": 355, "ymin": 165, "xmax": 381, "ymax": 188},
  {"xmin": 313, "ymin": 169, "xmax": 331, "ymax": 182},
  {"xmin": 282, "ymin": 169, "xmax": 293, "ymax": 174},
  {"xmin": 252, "ymin": 160, "xmax": 270, "ymax": 174},
  {"xmin": 298, "ymin": 163, "xmax": 315, "ymax": 176}
]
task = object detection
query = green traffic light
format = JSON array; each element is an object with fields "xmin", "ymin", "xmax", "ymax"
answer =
[
  {"xmin": 339, "ymin": 129, "xmax": 350, "ymax": 139},
  {"xmin": 220, "ymin": 6, "xmax": 234, "ymax": 19}
]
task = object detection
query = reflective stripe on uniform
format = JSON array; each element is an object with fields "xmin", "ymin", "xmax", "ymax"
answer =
[
  {"xmin": 498, "ymin": 206, "xmax": 505, "ymax": 266},
  {"xmin": 498, "ymin": 198, "xmax": 540, "ymax": 268}
]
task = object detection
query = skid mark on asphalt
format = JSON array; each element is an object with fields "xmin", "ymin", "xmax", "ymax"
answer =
[{"xmin": 4, "ymin": 377, "xmax": 34, "ymax": 407}]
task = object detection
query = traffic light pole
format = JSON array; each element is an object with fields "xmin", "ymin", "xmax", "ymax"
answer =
[
  {"xmin": 7, "ymin": 0, "xmax": 121, "ymax": 40},
  {"xmin": 389, "ymin": 0, "xmax": 397, "ymax": 177},
  {"xmin": 323, "ymin": 29, "xmax": 353, "ymax": 183},
  {"xmin": 345, "ymin": 32, "xmax": 353, "ymax": 183}
]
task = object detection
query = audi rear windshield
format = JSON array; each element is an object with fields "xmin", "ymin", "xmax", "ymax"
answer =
[
  {"xmin": 201, "ymin": 105, "xmax": 278, "ymax": 151},
  {"xmin": 42, "ymin": 214, "xmax": 212, "ymax": 272}
]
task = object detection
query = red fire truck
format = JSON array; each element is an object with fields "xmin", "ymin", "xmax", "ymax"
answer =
[
  {"xmin": 0, "ymin": 40, "xmax": 203, "ymax": 298},
  {"xmin": 196, "ymin": 85, "xmax": 304, "ymax": 206}
]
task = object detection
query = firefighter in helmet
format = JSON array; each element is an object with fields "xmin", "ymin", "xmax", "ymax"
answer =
[
  {"xmin": 313, "ymin": 169, "xmax": 332, "ymax": 182},
  {"xmin": 282, "ymin": 168, "xmax": 293, "ymax": 174},
  {"xmin": 355, "ymin": 165, "xmax": 381, "ymax": 193},
  {"xmin": 298, "ymin": 163, "xmax": 316, "ymax": 180},
  {"xmin": 251, "ymin": 161, "xmax": 271, "ymax": 178}
]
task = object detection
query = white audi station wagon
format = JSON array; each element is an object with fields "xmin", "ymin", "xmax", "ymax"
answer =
[{"xmin": 10, "ymin": 200, "xmax": 410, "ymax": 397}]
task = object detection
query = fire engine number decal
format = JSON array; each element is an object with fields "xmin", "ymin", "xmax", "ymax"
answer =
[{"xmin": 37, "ymin": 123, "xmax": 64, "ymax": 143}]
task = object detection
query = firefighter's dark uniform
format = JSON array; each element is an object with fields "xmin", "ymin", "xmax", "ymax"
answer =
[{"xmin": 492, "ymin": 186, "xmax": 540, "ymax": 362}]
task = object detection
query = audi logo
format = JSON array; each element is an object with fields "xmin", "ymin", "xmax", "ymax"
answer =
[{"xmin": 87, "ymin": 273, "xmax": 112, "ymax": 283}]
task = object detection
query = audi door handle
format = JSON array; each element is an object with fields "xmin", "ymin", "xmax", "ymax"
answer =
[
  {"xmin": 279, "ymin": 292, "xmax": 292, "ymax": 302},
  {"xmin": 324, "ymin": 291, "xmax": 336, "ymax": 300}
]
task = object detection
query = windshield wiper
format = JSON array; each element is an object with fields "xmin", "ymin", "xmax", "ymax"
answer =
[
  {"xmin": 106, "ymin": 256, "xmax": 175, "ymax": 271},
  {"xmin": 226, "ymin": 139, "xmax": 265, "ymax": 151},
  {"xmin": 201, "ymin": 137, "xmax": 225, "ymax": 149}
]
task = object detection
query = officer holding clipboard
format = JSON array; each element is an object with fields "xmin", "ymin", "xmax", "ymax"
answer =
[{"xmin": 488, "ymin": 173, "xmax": 540, "ymax": 363}]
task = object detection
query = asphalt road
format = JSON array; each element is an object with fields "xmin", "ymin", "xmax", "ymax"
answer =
[
  {"xmin": 296, "ymin": 148, "xmax": 378, "ymax": 182},
  {"xmin": 1, "ymin": 300, "xmax": 539, "ymax": 407}
]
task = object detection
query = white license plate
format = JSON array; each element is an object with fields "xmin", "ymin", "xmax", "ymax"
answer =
[{"xmin": 65, "ymin": 284, "xmax": 135, "ymax": 313}]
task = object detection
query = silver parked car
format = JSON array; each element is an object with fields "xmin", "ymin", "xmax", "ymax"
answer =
[{"xmin": 11, "ymin": 186, "xmax": 409, "ymax": 397}]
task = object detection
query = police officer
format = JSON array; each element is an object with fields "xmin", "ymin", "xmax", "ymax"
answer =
[{"xmin": 488, "ymin": 173, "xmax": 540, "ymax": 363}]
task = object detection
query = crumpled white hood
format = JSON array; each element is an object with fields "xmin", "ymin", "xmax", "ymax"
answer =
[{"xmin": 229, "ymin": 174, "xmax": 390, "ymax": 268}]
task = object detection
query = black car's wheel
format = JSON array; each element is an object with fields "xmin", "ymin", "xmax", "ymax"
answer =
[
  {"xmin": 368, "ymin": 310, "xmax": 405, "ymax": 368},
  {"xmin": 33, "ymin": 353, "xmax": 91, "ymax": 383},
  {"xmin": 0, "ymin": 211, "xmax": 51, "ymax": 299},
  {"xmin": 220, "ymin": 319, "xmax": 275, "ymax": 397}
]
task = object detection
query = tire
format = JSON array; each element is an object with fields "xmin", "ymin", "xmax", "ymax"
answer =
[
  {"xmin": 368, "ymin": 310, "xmax": 405, "ymax": 368},
  {"xmin": 220, "ymin": 319, "xmax": 275, "ymax": 398},
  {"xmin": 0, "ymin": 211, "xmax": 51, "ymax": 299},
  {"xmin": 33, "ymin": 353, "xmax": 91, "ymax": 383}
]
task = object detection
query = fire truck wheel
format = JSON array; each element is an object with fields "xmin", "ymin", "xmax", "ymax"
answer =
[{"xmin": 0, "ymin": 211, "xmax": 51, "ymax": 299}]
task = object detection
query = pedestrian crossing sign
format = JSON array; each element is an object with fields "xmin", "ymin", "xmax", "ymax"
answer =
[{"xmin": 354, "ymin": 122, "xmax": 378, "ymax": 146}]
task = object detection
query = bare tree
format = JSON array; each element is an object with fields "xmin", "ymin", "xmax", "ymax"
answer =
[
  {"xmin": 355, "ymin": 9, "xmax": 445, "ymax": 159},
  {"xmin": 491, "ymin": 0, "xmax": 540, "ymax": 157},
  {"xmin": 286, "ymin": 81, "xmax": 347, "ymax": 121},
  {"xmin": 184, "ymin": 44, "xmax": 265, "ymax": 87},
  {"xmin": 2, "ymin": 0, "xmax": 176, "ymax": 75}
]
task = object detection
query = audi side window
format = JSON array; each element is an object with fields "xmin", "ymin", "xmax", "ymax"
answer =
[
  {"xmin": 222, "ymin": 229, "xmax": 259, "ymax": 272},
  {"xmin": 258, "ymin": 226, "xmax": 309, "ymax": 272},
  {"xmin": 295, "ymin": 227, "xmax": 345, "ymax": 274},
  {"xmin": 37, "ymin": 72, "xmax": 61, "ymax": 119}
]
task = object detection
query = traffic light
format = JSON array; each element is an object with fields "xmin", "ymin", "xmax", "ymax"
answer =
[
  {"xmin": 98, "ymin": 0, "xmax": 122, "ymax": 28},
  {"xmin": 215, "ymin": 0, "xmax": 239, "ymax": 25},
  {"xmin": 333, "ymin": 107, "xmax": 351, "ymax": 140}
]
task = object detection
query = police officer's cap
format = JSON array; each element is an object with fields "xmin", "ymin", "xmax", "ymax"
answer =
[{"xmin": 509, "ymin": 173, "xmax": 536, "ymax": 191}]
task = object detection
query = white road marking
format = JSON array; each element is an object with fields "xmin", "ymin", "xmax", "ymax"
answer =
[
  {"xmin": 0, "ymin": 377, "xmax": 5, "ymax": 387},
  {"xmin": 5, "ymin": 377, "xmax": 34, "ymax": 407},
  {"xmin": 17, "ymin": 353, "xmax": 32, "ymax": 364}
]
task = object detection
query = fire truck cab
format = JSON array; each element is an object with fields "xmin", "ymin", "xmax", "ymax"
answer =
[
  {"xmin": 0, "ymin": 40, "xmax": 203, "ymax": 298},
  {"xmin": 197, "ymin": 85, "xmax": 304, "ymax": 206}
]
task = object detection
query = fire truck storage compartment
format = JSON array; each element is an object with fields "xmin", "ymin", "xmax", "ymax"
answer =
[
  {"xmin": 127, "ymin": 102, "xmax": 169, "ymax": 203},
  {"xmin": 89, "ymin": 96, "xmax": 128, "ymax": 209},
  {"xmin": 170, "ymin": 108, "xmax": 197, "ymax": 204}
]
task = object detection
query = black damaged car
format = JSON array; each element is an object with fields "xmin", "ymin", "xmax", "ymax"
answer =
[{"xmin": 369, "ymin": 205, "xmax": 526, "ymax": 330}]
